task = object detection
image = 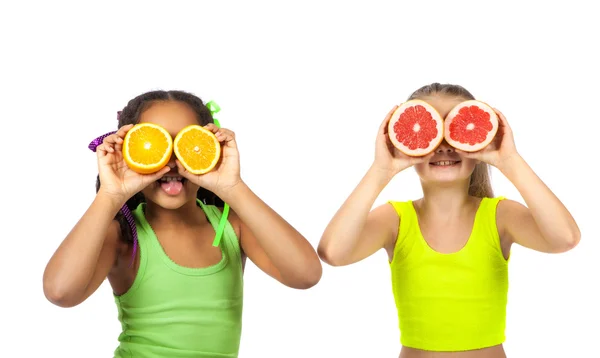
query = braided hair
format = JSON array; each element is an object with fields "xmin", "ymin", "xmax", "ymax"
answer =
[{"xmin": 94, "ymin": 90, "xmax": 224, "ymax": 246}]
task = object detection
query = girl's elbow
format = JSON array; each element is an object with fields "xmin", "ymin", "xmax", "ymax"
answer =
[
  {"xmin": 562, "ymin": 231, "xmax": 581, "ymax": 251},
  {"xmin": 43, "ymin": 278, "xmax": 81, "ymax": 308},
  {"xmin": 297, "ymin": 269, "xmax": 322, "ymax": 289},
  {"xmin": 284, "ymin": 264, "xmax": 322, "ymax": 290},
  {"xmin": 551, "ymin": 231, "xmax": 581, "ymax": 253},
  {"xmin": 317, "ymin": 244, "xmax": 342, "ymax": 267},
  {"xmin": 317, "ymin": 239, "xmax": 353, "ymax": 267}
]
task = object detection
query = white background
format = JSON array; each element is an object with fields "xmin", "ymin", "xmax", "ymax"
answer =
[{"xmin": 1, "ymin": 1, "xmax": 598, "ymax": 357}]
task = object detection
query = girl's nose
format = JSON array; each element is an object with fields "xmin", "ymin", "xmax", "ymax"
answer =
[
  {"xmin": 167, "ymin": 152, "xmax": 177, "ymax": 168},
  {"xmin": 435, "ymin": 140, "xmax": 455, "ymax": 153}
]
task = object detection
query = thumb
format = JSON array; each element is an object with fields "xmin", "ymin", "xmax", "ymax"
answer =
[
  {"xmin": 455, "ymin": 149, "xmax": 478, "ymax": 159},
  {"xmin": 147, "ymin": 166, "xmax": 172, "ymax": 181},
  {"xmin": 423, "ymin": 151, "xmax": 436, "ymax": 161},
  {"xmin": 175, "ymin": 160, "xmax": 194, "ymax": 180},
  {"xmin": 412, "ymin": 151, "xmax": 435, "ymax": 164}
]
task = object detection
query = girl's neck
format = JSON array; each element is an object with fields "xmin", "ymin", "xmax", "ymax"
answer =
[
  {"xmin": 144, "ymin": 199, "xmax": 207, "ymax": 229},
  {"xmin": 417, "ymin": 179, "xmax": 473, "ymax": 214}
]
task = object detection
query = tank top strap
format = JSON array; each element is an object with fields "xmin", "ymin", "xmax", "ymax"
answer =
[
  {"xmin": 197, "ymin": 200, "xmax": 243, "ymax": 271},
  {"xmin": 387, "ymin": 200, "xmax": 419, "ymax": 261},
  {"xmin": 471, "ymin": 196, "xmax": 506, "ymax": 257}
]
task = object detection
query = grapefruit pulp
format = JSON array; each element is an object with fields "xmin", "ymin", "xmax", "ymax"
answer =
[
  {"xmin": 123, "ymin": 123, "xmax": 173, "ymax": 174},
  {"xmin": 387, "ymin": 100, "xmax": 444, "ymax": 156},
  {"xmin": 174, "ymin": 125, "xmax": 221, "ymax": 175},
  {"xmin": 444, "ymin": 100, "xmax": 498, "ymax": 152}
]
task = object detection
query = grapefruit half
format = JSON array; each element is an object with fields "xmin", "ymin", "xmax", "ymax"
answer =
[
  {"xmin": 387, "ymin": 100, "xmax": 444, "ymax": 156},
  {"xmin": 444, "ymin": 100, "xmax": 498, "ymax": 152}
]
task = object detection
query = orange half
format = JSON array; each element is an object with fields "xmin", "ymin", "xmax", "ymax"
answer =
[
  {"xmin": 174, "ymin": 125, "xmax": 221, "ymax": 175},
  {"xmin": 123, "ymin": 123, "xmax": 173, "ymax": 174}
]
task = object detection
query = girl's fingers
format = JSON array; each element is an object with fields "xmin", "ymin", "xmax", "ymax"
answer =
[
  {"xmin": 96, "ymin": 143, "xmax": 108, "ymax": 156},
  {"xmin": 215, "ymin": 128, "xmax": 235, "ymax": 142},
  {"xmin": 147, "ymin": 166, "xmax": 171, "ymax": 181},
  {"xmin": 116, "ymin": 124, "xmax": 134, "ymax": 138},
  {"xmin": 205, "ymin": 124, "xmax": 235, "ymax": 144},
  {"xmin": 102, "ymin": 133, "xmax": 123, "ymax": 152},
  {"xmin": 493, "ymin": 108, "xmax": 512, "ymax": 132},
  {"xmin": 380, "ymin": 105, "xmax": 399, "ymax": 135},
  {"xmin": 204, "ymin": 123, "xmax": 218, "ymax": 133},
  {"xmin": 103, "ymin": 133, "xmax": 122, "ymax": 145},
  {"xmin": 411, "ymin": 151, "xmax": 435, "ymax": 165},
  {"xmin": 455, "ymin": 149, "xmax": 478, "ymax": 159},
  {"xmin": 175, "ymin": 160, "xmax": 191, "ymax": 178}
]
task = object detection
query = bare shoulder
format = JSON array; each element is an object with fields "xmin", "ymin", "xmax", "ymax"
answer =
[
  {"xmin": 495, "ymin": 198, "xmax": 527, "ymax": 235},
  {"xmin": 370, "ymin": 202, "xmax": 402, "ymax": 254},
  {"xmin": 372, "ymin": 202, "xmax": 401, "ymax": 228},
  {"xmin": 495, "ymin": 198, "xmax": 528, "ymax": 258}
]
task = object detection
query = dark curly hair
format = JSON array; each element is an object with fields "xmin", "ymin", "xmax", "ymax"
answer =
[{"xmin": 95, "ymin": 90, "xmax": 224, "ymax": 245}]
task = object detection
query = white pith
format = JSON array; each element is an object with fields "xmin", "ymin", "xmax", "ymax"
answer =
[
  {"xmin": 173, "ymin": 125, "xmax": 221, "ymax": 175},
  {"xmin": 123, "ymin": 123, "xmax": 173, "ymax": 169},
  {"xmin": 443, "ymin": 100, "xmax": 498, "ymax": 152},
  {"xmin": 387, "ymin": 100, "xmax": 444, "ymax": 157}
]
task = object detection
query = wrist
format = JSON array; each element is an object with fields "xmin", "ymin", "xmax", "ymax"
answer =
[
  {"xmin": 366, "ymin": 164, "xmax": 395, "ymax": 188},
  {"xmin": 497, "ymin": 153, "xmax": 526, "ymax": 176},
  {"xmin": 217, "ymin": 180, "xmax": 248, "ymax": 203},
  {"xmin": 96, "ymin": 190, "xmax": 129, "ymax": 212}
]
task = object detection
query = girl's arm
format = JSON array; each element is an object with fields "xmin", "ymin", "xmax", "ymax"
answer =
[
  {"xmin": 177, "ymin": 124, "xmax": 322, "ymax": 289},
  {"xmin": 43, "ymin": 126, "xmax": 162, "ymax": 307},
  {"xmin": 317, "ymin": 166, "xmax": 400, "ymax": 266},
  {"xmin": 497, "ymin": 155, "xmax": 580, "ymax": 253},
  {"xmin": 318, "ymin": 107, "xmax": 430, "ymax": 266},
  {"xmin": 43, "ymin": 192, "xmax": 125, "ymax": 307},
  {"xmin": 459, "ymin": 108, "xmax": 580, "ymax": 254},
  {"xmin": 223, "ymin": 182, "xmax": 322, "ymax": 289}
]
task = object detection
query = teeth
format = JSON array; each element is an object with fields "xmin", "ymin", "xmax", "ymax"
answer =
[
  {"xmin": 431, "ymin": 161, "xmax": 456, "ymax": 166},
  {"xmin": 160, "ymin": 177, "xmax": 182, "ymax": 182}
]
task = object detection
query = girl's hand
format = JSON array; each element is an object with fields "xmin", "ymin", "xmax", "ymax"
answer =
[
  {"xmin": 96, "ymin": 124, "xmax": 171, "ymax": 201},
  {"xmin": 455, "ymin": 108, "xmax": 520, "ymax": 169},
  {"xmin": 176, "ymin": 124, "xmax": 242, "ymax": 197},
  {"xmin": 373, "ymin": 105, "xmax": 434, "ymax": 179}
]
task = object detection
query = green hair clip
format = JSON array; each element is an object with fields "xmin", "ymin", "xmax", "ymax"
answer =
[
  {"xmin": 206, "ymin": 100, "xmax": 229, "ymax": 247},
  {"xmin": 207, "ymin": 100, "xmax": 221, "ymax": 128}
]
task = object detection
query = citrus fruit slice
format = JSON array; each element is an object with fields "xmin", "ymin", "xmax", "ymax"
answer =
[
  {"xmin": 123, "ymin": 123, "xmax": 173, "ymax": 174},
  {"xmin": 444, "ymin": 100, "xmax": 498, "ymax": 152},
  {"xmin": 387, "ymin": 100, "xmax": 444, "ymax": 156},
  {"xmin": 173, "ymin": 125, "xmax": 221, "ymax": 175}
]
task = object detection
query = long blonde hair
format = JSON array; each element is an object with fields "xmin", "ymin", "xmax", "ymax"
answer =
[{"xmin": 408, "ymin": 83, "xmax": 494, "ymax": 198}]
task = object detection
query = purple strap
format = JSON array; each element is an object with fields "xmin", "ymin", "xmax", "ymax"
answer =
[
  {"xmin": 88, "ymin": 127, "xmax": 138, "ymax": 267},
  {"xmin": 88, "ymin": 131, "xmax": 116, "ymax": 151}
]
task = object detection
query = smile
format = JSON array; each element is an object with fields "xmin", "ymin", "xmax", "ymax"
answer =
[{"xmin": 430, "ymin": 161, "xmax": 460, "ymax": 166}]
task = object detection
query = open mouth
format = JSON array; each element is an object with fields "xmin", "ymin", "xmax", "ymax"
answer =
[
  {"xmin": 157, "ymin": 176, "xmax": 187, "ymax": 196},
  {"xmin": 157, "ymin": 176, "xmax": 187, "ymax": 184},
  {"xmin": 429, "ymin": 160, "xmax": 461, "ymax": 166}
]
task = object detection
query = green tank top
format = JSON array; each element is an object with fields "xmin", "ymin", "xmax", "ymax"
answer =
[
  {"xmin": 388, "ymin": 196, "xmax": 509, "ymax": 352},
  {"xmin": 113, "ymin": 200, "xmax": 244, "ymax": 357}
]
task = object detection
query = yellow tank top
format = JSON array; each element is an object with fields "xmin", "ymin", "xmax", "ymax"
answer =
[{"xmin": 388, "ymin": 196, "xmax": 509, "ymax": 352}]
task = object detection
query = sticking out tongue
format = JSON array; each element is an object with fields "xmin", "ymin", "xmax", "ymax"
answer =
[{"xmin": 161, "ymin": 180, "xmax": 183, "ymax": 195}]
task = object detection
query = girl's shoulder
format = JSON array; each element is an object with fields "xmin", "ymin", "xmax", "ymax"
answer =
[
  {"xmin": 213, "ymin": 206, "xmax": 241, "ymax": 240},
  {"xmin": 386, "ymin": 198, "xmax": 417, "ymax": 215}
]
